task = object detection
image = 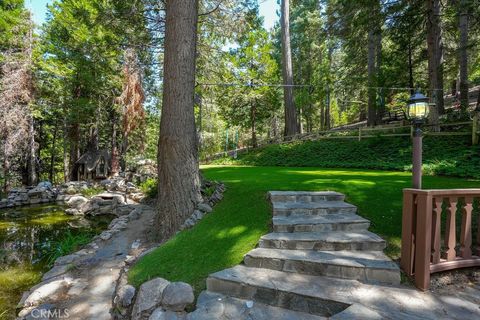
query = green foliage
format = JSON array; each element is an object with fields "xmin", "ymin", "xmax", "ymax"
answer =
[
  {"xmin": 128, "ymin": 166, "xmax": 480, "ymax": 294},
  {"xmin": 139, "ymin": 178, "xmax": 157, "ymax": 199},
  {"xmin": 212, "ymin": 136, "xmax": 480, "ymax": 179},
  {"xmin": 80, "ymin": 187, "xmax": 104, "ymax": 198},
  {"xmin": 44, "ymin": 230, "xmax": 93, "ymax": 267}
]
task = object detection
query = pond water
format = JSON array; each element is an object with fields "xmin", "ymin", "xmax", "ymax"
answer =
[{"xmin": 0, "ymin": 204, "xmax": 112, "ymax": 319}]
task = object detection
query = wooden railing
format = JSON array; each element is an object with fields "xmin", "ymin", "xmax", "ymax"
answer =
[{"xmin": 401, "ymin": 189, "xmax": 480, "ymax": 290}]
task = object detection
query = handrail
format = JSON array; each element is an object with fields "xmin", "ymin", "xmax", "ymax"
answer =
[{"xmin": 401, "ymin": 188, "xmax": 480, "ymax": 290}]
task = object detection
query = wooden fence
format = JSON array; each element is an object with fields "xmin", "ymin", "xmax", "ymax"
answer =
[
  {"xmin": 203, "ymin": 117, "xmax": 480, "ymax": 162},
  {"xmin": 401, "ymin": 188, "xmax": 480, "ymax": 290}
]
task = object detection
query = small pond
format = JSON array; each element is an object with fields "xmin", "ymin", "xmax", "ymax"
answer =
[{"xmin": 0, "ymin": 204, "xmax": 112, "ymax": 319}]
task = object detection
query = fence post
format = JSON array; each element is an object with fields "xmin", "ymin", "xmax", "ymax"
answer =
[
  {"xmin": 401, "ymin": 190, "xmax": 416, "ymax": 276},
  {"xmin": 358, "ymin": 128, "xmax": 362, "ymax": 141},
  {"xmin": 473, "ymin": 113, "xmax": 479, "ymax": 145},
  {"xmin": 414, "ymin": 193, "xmax": 433, "ymax": 291}
]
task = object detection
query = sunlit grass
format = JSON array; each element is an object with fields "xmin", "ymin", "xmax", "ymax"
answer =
[
  {"xmin": 0, "ymin": 266, "xmax": 42, "ymax": 319},
  {"xmin": 129, "ymin": 165, "xmax": 480, "ymax": 294}
]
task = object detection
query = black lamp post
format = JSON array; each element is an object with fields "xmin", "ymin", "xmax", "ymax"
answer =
[{"xmin": 407, "ymin": 91, "xmax": 430, "ymax": 189}]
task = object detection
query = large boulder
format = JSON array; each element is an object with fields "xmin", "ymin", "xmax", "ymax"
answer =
[
  {"xmin": 131, "ymin": 278, "xmax": 170, "ymax": 320},
  {"xmin": 67, "ymin": 196, "xmax": 89, "ymax": 210},
  {"xmin": 161, "ymin": 282, "xmax": 194, "ymax": 312},
  {"xmin": 37, "ymin": 181, "xmax": 53, "ymax": 189}
]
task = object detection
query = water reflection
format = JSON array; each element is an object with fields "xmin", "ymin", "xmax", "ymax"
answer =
[{"xmin": 0, "ymin": 205, "xmax": 111, "ymax": 318}]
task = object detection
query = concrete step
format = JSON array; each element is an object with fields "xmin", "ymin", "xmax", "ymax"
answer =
[
  {"xmin": 272, "ymin": 201, "xmax": 357, "ymax": 217},
  {"xmin": 244, "ymin": 248, "xmax": 400, "ymax": 284},
  {"xmin": 273, "ymin": 214, "xmax": 370, "ymax": 233},
  {"xmin": 206, "ymin": 265, "xmax": 355, "ymax": 317},
  {"xmin": 268, "ymin": 191, "xmax": 345, "ymax": 203},
  {"xmin": 190, "ymin": 290, "xmax": 328, "ymax": 320},
  {"xmin": 259, "ymin": 231, "xmax": 386, "ymax": 251}
]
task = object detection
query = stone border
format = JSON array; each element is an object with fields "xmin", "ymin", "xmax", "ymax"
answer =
[
  {"xmin": 112, "ymin": 181, "xmax": 227, "ymax": 320},
  {"xmin": 16, "ymin": 204, "xmax": 145, "ymax": 318}
]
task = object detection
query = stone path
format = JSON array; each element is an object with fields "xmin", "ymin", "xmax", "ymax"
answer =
[
  {"xmin": 191, "ymin": 191, "xmax": 480, "ymax": 319},
  {"xmin": 17, "ymin": 203, "xmax": 157, "ymax": 320}
]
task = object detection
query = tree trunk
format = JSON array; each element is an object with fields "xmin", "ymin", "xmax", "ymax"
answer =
[
  {"xmin": 281, "ymin": 0, "xmax": 298, "ymax": 136},
  {"xmin": 367, "ymin": 29, "xmax": 376, "ymax": 126},
  {"xmin": 251, "ymin": 103, "xmax": 257, "ymax": 148},
  {"xmin": 27, "ymin": 115, "xmax": 37, "ymax": 186},
  {"xmin": 69, "ymin": 123, "xmax": 80, "ymax": 181},
  {"xmin": 111, "ymin": 112, "xmax": 120, "ymax": 176},
  {"xmin": 408, "ymin": 42, "xmax": 414, "ymax": 94},
  {"xmin": 458, "ymin": 0, "xmax": 469, "ymax": 112},
  {"xmin": 49, "ymin": 121, "xmax": 58, "ymax": 183},
  {"xmin": 63, "ymin": 118, "xmax": 69, "ymax": 183},
  {"xmin": 155, "ymin": 0, "xmax": 202, "ymax": 240},
  {"xmin": 426, "ymin": 0, "xmax": 445, "ymax": 129},
  {"xmin": 375, "ymin": 31, "xmax": 384, "ymax": 124}
]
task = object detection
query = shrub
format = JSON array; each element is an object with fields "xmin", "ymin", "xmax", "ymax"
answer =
[
  {"xmin": 210, "ymin": 135, "xmax": 480, "ymax": 179},
  {"xmin": 139, "ymin": 178, "xmax": 158, "ymax": 199}
]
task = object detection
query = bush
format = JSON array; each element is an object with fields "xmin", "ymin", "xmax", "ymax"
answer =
[
  {"xmin": 139, "ymin": 178, "xmax": 158, "ymax": 199},
  {"xmin": 211, "ymin": 135, "xmax": 480, "ymax": 179}
]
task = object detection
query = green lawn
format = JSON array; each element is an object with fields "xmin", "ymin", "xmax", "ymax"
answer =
[{"xmin": 128, "ymin": 165, "xmax": 480, "ymax": 294}]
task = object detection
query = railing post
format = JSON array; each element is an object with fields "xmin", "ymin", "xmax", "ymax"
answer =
[
  {"xmin": 414, "ymin": 193, "xmax": 433, "ymax": 291},
  {"xmin": 401, "ymin": 190, "xmax": 416, "ymax": 276}
]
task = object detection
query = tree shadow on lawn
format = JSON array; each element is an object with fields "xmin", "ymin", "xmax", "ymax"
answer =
[{"xmin": 128, "ymin": 166, "xmax": 480, "ymax": 294}]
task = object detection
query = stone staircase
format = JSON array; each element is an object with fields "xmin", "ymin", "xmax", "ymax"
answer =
[{"xmin": 199, "ymin": 191, "xmax": 401, "ymax": 318}]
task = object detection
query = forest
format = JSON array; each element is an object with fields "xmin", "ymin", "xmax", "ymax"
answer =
[{"xmin": 1, "ymin": 0, "xmax": 480, "ymax": 193}]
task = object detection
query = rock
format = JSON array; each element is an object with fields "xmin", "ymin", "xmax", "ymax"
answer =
[
  {"xmin": 131, "ymin": 239, "xmax": 141, "ymax": 249},
  {"xmin": 24, "ymin": 303, "xmax": 57, "ymax": 320},
  {"xmin": 161, "ymin": 282, "xmax": 194, "ymax": 312},
  {"xmin": 198, "ymin": 203, "xmax": 212, "ymax": 213},
  {"xmin": 66, "ymin": 185, "xmax": 77, "ymax": 195},
  {"xmin": 131, "ymin": 278, "xmax": 170, "ymax": 320},
  {"xmin": 41, "ymin": 264, "xmax": 70, "ymax": 281},
  {"xmin": 99, "ymin": 231, "xmax": 112, "ymax": 241},
  {"xmin": 128, "ymin": 208, "xmax": 141, "ymax": 220},
  {"xmin": 37, "ymin": 181, "xmax": 53, "ymax": 189},
  {"xmin": 100, "ymin": 179, "xmax": 113, "ymax": 186},
  {"xmin": 149, "ymin": 308, "xmax": 187, "ymax": 320},
  {"xmin": 54, "ymin": 254, "xmax": 78, "ymax": 266},
  {"xmin": 116, "ymin": 285, "xmax": 136, "ymax": 307},
  {"xmin": 22, "ymin": 277, "xmax": 73, "ymax": 308},
  {"xmin": 67, "ymin": 196, "xmax": 89, "ymax": 210},
  {"xmin": 192, "ymin": 210, "xmax": 204, "ymax": 221}
]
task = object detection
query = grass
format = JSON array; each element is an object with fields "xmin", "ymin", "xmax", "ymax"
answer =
[
  {"xmin": 128, "ymin": 165, "xmax": 480, "ymax": 294},
  {"xmin": 0, "ymin": 266, "xmax": 42, "ymax": 319},
  {"xmin": 81, "ymin": 187, "xmax": 104, "ymax": 198},
  {"xmin": 44, "ymin": 230, "xmax": 94, "ymax": 267}
]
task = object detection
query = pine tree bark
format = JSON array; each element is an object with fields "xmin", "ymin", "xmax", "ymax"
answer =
[
  {"xmin": 155, "ymin": 0, "xmax": 202, "ymax": 240},
  {"xmin": 27, "ymin": 115, "xmax": 37, "ymax": 186},
  {"xmin": 49, "ymin": 121, "xmax": 58, "ymax": 183},
  {"xmin": 281, "ymin": 0, "xmax": 298, "ymax": 136},
  {"xmin": 458, "ymin": 0, "xmax": 469, "ymax": 112},
  {"xmin": 251, "ymin": 103, "xmax": 257, "ymax": 148},
  {"xmin": 367, "ymin": 29, "xmax": 377, "ymax": 126},
  {"xmin": 426, "ymin": 0, "xmax": 445, "ymax": 128}
]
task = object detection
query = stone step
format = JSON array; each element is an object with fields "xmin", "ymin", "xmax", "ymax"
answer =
[
  {"xmin": 206, "ymin": 265, "xmax": 355, "ymax": 317},
  {"xmin": 190, "ymin": 290, "xmax": 328, "ymax": 320},
  {"xmin": 272, "ymin": 201, "xmax": 357, "ymax": 217},
  {"xmin": 273, "ymin": 214, "xmax": 370, "ymax": 233},
  {"xmin": 244, "ymin": 248, "xmax": 400, "ymax": 284},
  {"xmin": 259, "ymin": 231, "xmax": 386, "ymax": 251},
  {"xmin": 268, "ymin": 191, "xmax": 345, "ymax": 203}
]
